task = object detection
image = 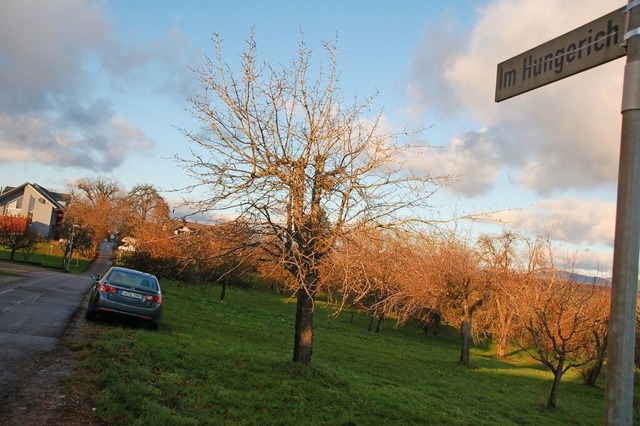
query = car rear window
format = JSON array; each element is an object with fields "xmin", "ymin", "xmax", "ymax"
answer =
[{"xmin": 107, "ymin": 270, "xmax": 158, "ymax": 291}]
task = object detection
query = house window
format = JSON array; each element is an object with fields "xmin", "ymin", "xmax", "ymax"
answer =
[
  {"xmin": 14, "ymin": 196, "xmax": 23, "ymax": 209},
  {"xmin": 28, "ymin": 196, "xmax": 35, "ymax": 213}
]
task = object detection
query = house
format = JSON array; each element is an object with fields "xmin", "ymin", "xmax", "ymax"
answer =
[
  {"xmin": 173, "ymin": 220, "xmax": 209, "ymax": 235},
  {"xmin": 0, "ymin": 183, "xmax": 68, "ymax": 239}
]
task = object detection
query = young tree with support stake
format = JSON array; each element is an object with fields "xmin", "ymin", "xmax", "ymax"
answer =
[{"xmin": 178, "ymin": 33, "xmax": 447, "ymax": 364}]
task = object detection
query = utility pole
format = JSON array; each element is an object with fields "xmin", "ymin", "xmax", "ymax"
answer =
[{"xmin": 605, "ymin": 2, "xmax": 640, "ymax": 424}]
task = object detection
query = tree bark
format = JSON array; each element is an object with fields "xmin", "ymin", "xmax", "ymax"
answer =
[
  {"xmin": 585, "ymin": 360, "xmax": 604, "ymax": 388},
  {"xmin": 548, "ymin": 358, "xmax": 564, "ymax": 408},
  {"xmin": 292, "ymin": 289, "xmax": 314, "ymax": 364},
  {"xmin": 585, "ymin": 332, "xmax": 607, "ymax": 387},
  {"xmin": 496, "ymin": 334, "xmax": 507, "ymax": 358},
  {"xmin": 375, "ymin": 313, "xmax": 385, "ymax": 334},
  {"xmin": 219, "ymin": 279, "xmax": 227, "ymax": 303},
  {"xmin": 459, "ymin": 316, "xmax": 472, "ymax": 366}
]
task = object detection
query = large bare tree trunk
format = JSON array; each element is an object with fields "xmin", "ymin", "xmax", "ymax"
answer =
[
  {"xmin": 459, "ymin": 316, "xmax": 472, "ymax": 366},
  {"xmin": 293, "ymin": 289, "xmax": 314, "ymax": 364}
]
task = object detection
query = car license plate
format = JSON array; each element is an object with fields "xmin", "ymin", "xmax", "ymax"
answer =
[{"xmin": 120, "ymin": 290, "xmax": 143, "ymax": 300}]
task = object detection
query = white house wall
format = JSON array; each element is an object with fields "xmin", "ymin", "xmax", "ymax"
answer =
[{"xmin": 1, "ymin": 185, "xmax": 57, "ymax": 238}]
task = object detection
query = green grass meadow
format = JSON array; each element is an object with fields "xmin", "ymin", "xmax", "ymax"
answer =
[
  {"xmin": 0, "ymin": 243, "xmax": 90, "ymax": 273},
  {"xmin": 70, "ymin": 280, "xmax": 640, "ymax": 425}
]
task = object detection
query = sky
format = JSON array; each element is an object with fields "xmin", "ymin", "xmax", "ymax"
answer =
[{"xmin": 0, "ymin": 0, "xmax": 629, "ymax": 277}]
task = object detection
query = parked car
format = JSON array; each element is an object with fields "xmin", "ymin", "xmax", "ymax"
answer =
[{"xmin": 85, "ymin": 266, "xmax": 163, "ymax": 330}]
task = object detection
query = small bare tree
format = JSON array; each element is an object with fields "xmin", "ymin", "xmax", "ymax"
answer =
[
  {"xmin": 178, "ymin": 33, "xmax": 447, "ymax": 364},
  {"xmin": 580, "ymin": 286, "xmax": 610, "ymax": 387},
  {"xmin": 512, "ymin": 236, "xmax": 608, "ymax": 408},
  {"xmin": 431, "ymin": 234, "xmax": 489, "ymax": 366},
  {"xmin": 326, "ymin": 227, "xmax": 412, "ymax": 333},
  {"xmin": 389, "ymin": 231, "xmax": 489, "ymax": 366},
  {"xmin": 477, "ymin": 232, "xmax": 520, "ymax": 357}
]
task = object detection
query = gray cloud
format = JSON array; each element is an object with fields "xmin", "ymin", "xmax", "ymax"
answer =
[
  {"xmin": 0, "ymin": 100, "xmax": 152, "ymax": 170},
  {"xmin": 402, "ymin": 11, "xmax": 465, "ymax": 124},
  {"xmin": 0, "ymin": 0, "xmax": 197, "ymax": 170}
]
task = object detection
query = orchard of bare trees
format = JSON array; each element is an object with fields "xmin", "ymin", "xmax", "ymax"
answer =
[
  {"xmin": 49, "ymin": 171, "xmax": 613, "ymax": 410},
  {"xmin": 162, "ymin": 31, "xmax": 615, "ymax": 409},
  {"xmin": 55, "ymin": 177, "xmax": 612, "ymax": 410}
]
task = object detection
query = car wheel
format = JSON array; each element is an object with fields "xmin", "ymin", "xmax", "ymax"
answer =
[{"xmin": 85, "ymin": 309, "xmax": 97, "ymax": 321}]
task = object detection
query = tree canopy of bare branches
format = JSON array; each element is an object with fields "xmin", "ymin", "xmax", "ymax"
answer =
[
  {"xmin": 511, "ymin": 236, "xmax": 611, "ymax": 408},
  {"xmin": 178, "ymin": 33, "xmax": 447, "ymax": 364},
  {"xmin": 65, "ymin": 176, "xmax": 125, "ymax": 256}
]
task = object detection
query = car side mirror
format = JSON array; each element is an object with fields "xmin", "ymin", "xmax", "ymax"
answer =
[{"xmin": 91, "ymin": 274, "xmax": 100, "ymax": 281}]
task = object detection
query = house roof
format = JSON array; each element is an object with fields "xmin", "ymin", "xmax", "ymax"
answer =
[
  {"xmin": 0, "ymin": 182, "xmax": 68, "ymax": 210},
  {"xmin": 173, "ymin": 220, "xmax": 210, "ymax": 233}
]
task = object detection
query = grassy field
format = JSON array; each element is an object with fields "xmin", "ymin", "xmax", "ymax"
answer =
[
  {"xmin": 69, "ymin": 280, "xmax": 640, "ymax": 425},
  {"xmin": 0, "ymin": 243, "xmax": 90, "ymax": 273}
]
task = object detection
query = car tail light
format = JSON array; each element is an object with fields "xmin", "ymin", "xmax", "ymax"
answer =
[
  {"xmin": 99, "ymin": 283, "xmax": 118, "ymax": 293},
  {"xmin": 145, "ymin": 294, "xmax": 162, "ymax": 304}
]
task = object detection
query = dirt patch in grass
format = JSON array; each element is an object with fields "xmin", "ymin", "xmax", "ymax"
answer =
[{"xmin": 0, "ymin": 294, "xmax": 102, "ymax": 426}]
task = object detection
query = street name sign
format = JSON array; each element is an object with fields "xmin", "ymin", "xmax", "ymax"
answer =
[{"xmin": 495, "ymin": 6, "xmax": 626, "ymax": 102}]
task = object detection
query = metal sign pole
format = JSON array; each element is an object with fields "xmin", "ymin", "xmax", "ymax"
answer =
[{"xmin": 605, "ymin": 2, "xmax": 640, "ymax": 424}]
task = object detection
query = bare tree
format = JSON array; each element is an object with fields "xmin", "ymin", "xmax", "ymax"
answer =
[
  {"xmin": 384, "ymin": 231, "xmax": 489, "ymax": 366},
  {"xmin": 126, "ymin": 184, "xmax": 172, "ymax": 232},
  {"xmin": 477, "ymin": 232, "xmax": 520, "ymax": 357},
  {"xmin": 326, "ymin": 227, "xmax": 411, "ymax": 334},
  {"xmin": 178, "ymin": 33, "xmax": 447, "ymax": 364},
  {"xmin": 580, "ymin": 286, "xmax": 609, "ymax": 387},
  {"xmin": 431, "ymin": 234, "xmax": 489, "ymax": 366},
  {"xmin": 65, "ymin": 176, "xmax": 125, "ymax": 256},
  {"xmin": 512, "ymin": 237, "xmax": 608, "ymax": 408}
]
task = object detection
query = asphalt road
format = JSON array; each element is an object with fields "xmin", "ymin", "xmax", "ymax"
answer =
[{"xmin": 0, "ymin": 242, "xmax": 113, "ymax": 399}]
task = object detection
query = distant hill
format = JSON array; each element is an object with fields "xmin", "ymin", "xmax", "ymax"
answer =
[{"xmin": 556, "ymin": 270, "xmax": 611, "ymax": 286}]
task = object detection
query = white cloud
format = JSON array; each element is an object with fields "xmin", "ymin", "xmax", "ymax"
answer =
[
  {"xmin": 408, "ymin": 0, "xmax": 624, "ymax": 196},
  {"xmin": 489, "ymin": 197, "xmax": 616, "ymax": 247}
]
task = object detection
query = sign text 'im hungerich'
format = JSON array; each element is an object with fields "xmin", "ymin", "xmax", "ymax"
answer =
[{"xmin": 495, "ymin": 6, "xmax": 626, "ymax": 102}]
